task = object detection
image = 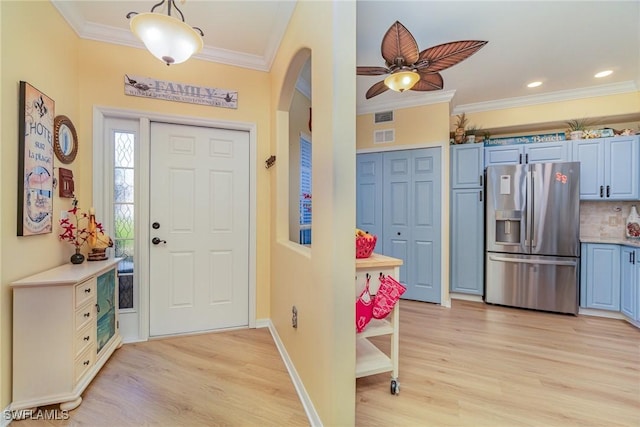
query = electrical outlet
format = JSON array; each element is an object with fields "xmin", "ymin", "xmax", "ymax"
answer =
[
  {"xmin": 60, "ymin": 211, "xmax": 68, "ymax": 220},
  {"xmin": 291, "ymin": 305, "xmax": 298, "ymax": 329}
]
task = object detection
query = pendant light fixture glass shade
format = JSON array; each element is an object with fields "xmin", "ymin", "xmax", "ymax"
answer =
[
  {"xmin": 127, "ymin": 1, "xmax": 204, "ymax": 66},
  {"xmin": 384, "ymin": 71, "xmax": 420, "ymax": 92}
]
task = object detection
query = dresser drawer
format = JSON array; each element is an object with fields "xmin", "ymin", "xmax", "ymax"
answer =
[
  {"xmin": 74, "ymin": 347, "xmax": 95, "ymax": 385},
  {"xmin": 75, "ymin": 301, "xmax": 95, "ymax": 332},
  {"xmin": 75, "ymin": 322, "xmax": 96, "ymax": 359},
  {"xmin": 75, "ymin": 278, "xmax": 96, "ymax": 308}
]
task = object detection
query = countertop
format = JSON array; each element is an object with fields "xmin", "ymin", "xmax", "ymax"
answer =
[
  {"xmin": 580, "ymin": 236, "xmax": 640, "ymax": 248},
  {"xmin": 356, "ymin": 253, "xmax": 403, "ymax": 269}
]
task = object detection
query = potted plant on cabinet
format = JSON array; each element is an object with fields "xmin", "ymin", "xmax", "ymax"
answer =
[
  {"xmin": 565, "ymin": 118, "xmax": 591, "ymax": 140},
  {"xmin": 454, "ymin": 113, "xmax": 468, "ymax": 144}
]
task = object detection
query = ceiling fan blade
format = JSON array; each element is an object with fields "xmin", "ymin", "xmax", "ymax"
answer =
[
  {"xmin": 417, "ymin": 40, "xmax": 488, "ymax": 73},
  {"xmin": 357, "ymin": 66, "xmax": 391, "ymax": 76},
  {"xmin": 381, "ymin": 21, "xmax": 419, "ymax": 67},
  {"xmin": 365, "ymin": 80, "xmax": 389, "ymax": 99},
  {"xmin": 411, "ymin": 72, "xmax": 444, "ymax": 91}
]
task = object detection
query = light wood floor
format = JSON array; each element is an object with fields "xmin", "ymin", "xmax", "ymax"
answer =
[
  {"xmin": 358, "ymin": 300, "xmax": 640, "ymax": 427},
  {"xmin": 12, "ymin": 300, "xmax": 640, "ymax": 426}
]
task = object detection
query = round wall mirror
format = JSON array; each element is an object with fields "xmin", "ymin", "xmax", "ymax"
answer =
[{"xmin": 53, "ymin": 115, "xmax": 78, "ymax": 164}]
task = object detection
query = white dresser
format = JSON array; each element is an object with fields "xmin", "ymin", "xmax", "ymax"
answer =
[{"xmin": 11, "ymin": 258, "xmax": 122, "ymax": 413}]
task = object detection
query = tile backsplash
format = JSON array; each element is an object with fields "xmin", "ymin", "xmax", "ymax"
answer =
[{"xmin": 580, "ymin": 201, "xmax": 639, "ymax": 239}]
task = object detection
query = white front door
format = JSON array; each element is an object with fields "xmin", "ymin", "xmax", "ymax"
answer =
[{"xmin": 149, "ymin": 122, "xmax": 249, "ymax": 336}]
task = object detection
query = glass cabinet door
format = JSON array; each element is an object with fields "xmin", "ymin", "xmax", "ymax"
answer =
[{"xmin": 96, "ymin": 268, "xmax": 116, "ymax": 353}]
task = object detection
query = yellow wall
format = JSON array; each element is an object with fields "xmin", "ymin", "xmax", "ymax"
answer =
[
  {"xmin": 356, "ymin": 102, "xmax": 450, "ymax": 149},
  {"xmin": 456, "ymin": 92, "xmax": 640, "ymax": 134},
  {"xmin": 1, "ymin": 0, "xmax": 272, "ymax": 411},
  {"xmin": 270, "ymin": 1, "xmax": 356, "ymax": 425},
  {"xmin": 1, "ymin": 0, "xmax": 81, "ymax": 409}
]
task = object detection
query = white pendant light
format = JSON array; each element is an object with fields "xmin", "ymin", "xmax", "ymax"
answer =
[
  {"xmin": 384, "ymin": 70, "xmax": 420, "ymax": 92},
  {"xmin": 127, "ymin": 0, "xmax": 204, "ymax": 66}
]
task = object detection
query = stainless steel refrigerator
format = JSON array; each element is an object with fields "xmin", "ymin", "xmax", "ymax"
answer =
[{"xmin": 485, "ymin": 161, "xmax": 580, "ymax": 314}]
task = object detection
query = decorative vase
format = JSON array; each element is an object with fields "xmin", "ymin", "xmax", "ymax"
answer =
[
  {"xmin": 626, "ymin": 205, "xmax": 640, "ymax": 239},
  {"xmin": 454, "ymin": 128, "xmax": 465, "ymax": 144},
  {"xmin": 570, "ymin": 130, "xmax": 584, "ymax": 140},
  {"xmin": 70, "ymin": 248, "xmax": 85, "ymax": 264}
]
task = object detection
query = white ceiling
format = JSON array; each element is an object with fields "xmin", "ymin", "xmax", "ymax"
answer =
[{"xmin": 52, "ymin": 0, "xmax": 640, "ymax": 117}]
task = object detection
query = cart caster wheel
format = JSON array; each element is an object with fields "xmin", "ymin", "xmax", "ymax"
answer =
[{"xmin": 390, "ymin": 379, "xmax": 400, "ymax": 395}]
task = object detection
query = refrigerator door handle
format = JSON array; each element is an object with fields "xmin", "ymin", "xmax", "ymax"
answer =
[
  {"xmin": 489, "ymin": 255, "xmax": 578, "ymax": 267},
  {"xmin": 525, "ymin": 169, "xmax": 533, "ymax": 248}
]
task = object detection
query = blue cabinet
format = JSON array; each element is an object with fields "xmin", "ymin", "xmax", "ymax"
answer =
[
  {"xmin": 620, "ymin": 246, "xmax": 640, "ymax": 321},
  {"xmin": 572, "ymin": 136, "xmax": 640, "ymax": 200},
  {"xmin": 450, "ymin": 189, "xmax": 484, "ymax": 295},
  {"xmin": 451, "ymin": 144, "xmax": 483, "ymax": 188},
  {"xmin": 450, "ymin": 145, "xmax": 484, "ymax": 296},
  {"xmin": 484, "ymin": 141, "xmax": 571, "ymax": 167},
  {"xmin": 580, "ymin": 243, "xmax": 620, "ymax": 311}
]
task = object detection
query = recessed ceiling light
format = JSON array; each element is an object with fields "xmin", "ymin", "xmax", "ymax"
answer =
[
  {"xmin": 595, "ymin": 70, "xmax": 613, "ymax": 78},
  {"xmin": 527, "ymin": 81, "xmax": 542, "ymax": 88}
]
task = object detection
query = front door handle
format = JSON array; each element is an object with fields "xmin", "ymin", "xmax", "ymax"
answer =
[{"xmin": 152, "ymin": 237, "xmax": 167, "ymax": 245}]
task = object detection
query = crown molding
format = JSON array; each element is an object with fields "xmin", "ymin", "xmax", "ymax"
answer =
[
  {"xmin": 51, "ymin": 0, "xmax": 278, "ymax": 72},
  {"xmin": 453, "ymin": 81, "xmax": 639, "ymax": 115},
  {"xmin": 356, "ymin": 90, "xmax": 456, "ymax": 115}
]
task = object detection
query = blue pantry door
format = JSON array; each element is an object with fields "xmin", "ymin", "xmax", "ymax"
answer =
[
  {"xmin": 356, "ymin": 153, "xmax": 383, "ymax": 238},
  {"xmin": 383, "ymin": 148, "xmax": 441, "ymax": 303}
]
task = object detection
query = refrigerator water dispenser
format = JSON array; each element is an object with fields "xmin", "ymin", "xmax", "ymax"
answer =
[{"xmin": 495, "ymin": 210, "xmax": 521, "ymax": 245}]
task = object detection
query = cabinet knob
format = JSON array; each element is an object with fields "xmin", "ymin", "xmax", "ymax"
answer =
[
  {"xmin": 84, "ymin": 336, "xmax": 90, "ymax": 341},
  {"xmin": 84, "ymin": 288, "xmax": 91, "ymax": 293},
  {"xmin": 83, "ymin": 312, "xmax": 90, "ymax": 318},
  {"xmin": 83, "ymin": 360, "xmax": 90, "ymax": 366}
]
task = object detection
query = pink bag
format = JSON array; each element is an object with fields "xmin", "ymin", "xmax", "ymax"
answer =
[
  {"xmin": 355, "ymin": 275, "xmax": 374, "ymax": 333},
  {"xmin": 372, "ymin": 274, "xmax": 406, "ymax": 319}
]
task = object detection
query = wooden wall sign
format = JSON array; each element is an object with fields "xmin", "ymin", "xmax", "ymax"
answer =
[
  {"xmin": 124, "ymin": 74, "xmax": 238, "ymax": 109},
  {"xmin": 58, "ymin": 167, "xmax": 74, "ymax": 198},
  {"xmin": 18, "ymin": 81, "xmax": 55, "ymax": 236}
]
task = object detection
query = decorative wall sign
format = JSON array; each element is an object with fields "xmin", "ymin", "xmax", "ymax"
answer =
[
  {"xmin": 58, "ymin": 167, "xmax": 75, "ymax": 198},
  {"xmin": 18, "ymin": 81, "xmax": 55, "ymax": 236},
  {"xmin": 484, "ymin": 133, "xmax": 566, "ymax": 147},
  {"xmin": 124, "ymin": 74, "xmax": 238, "ymax": 109}
]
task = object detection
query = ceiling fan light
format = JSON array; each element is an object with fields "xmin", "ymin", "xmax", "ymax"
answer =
[
  {"xmin": 384, "ymin": 71, "xmax": 420, "ymax": 92},
  {"xmin": 130, "ymin": 12, "xmax": 203, "ymax": 65}
]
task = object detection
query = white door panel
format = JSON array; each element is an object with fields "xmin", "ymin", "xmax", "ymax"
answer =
[{"xmin": 150, "ymin": 122, "xmax": 249, "ymax": 336}]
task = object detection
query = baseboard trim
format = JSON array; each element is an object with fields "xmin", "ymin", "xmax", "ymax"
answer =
[
  {"xmin": 578, "ymin": 308, "xmax": 625, "ymax": 319},
  {"xmin": 260, "ymin": 319, "xmax": 322, "ymax": 427},
  {"xmin": 450, "ymin": 293, "xmax": 484, "ymax": 303},
  {"xmin": 2, "ymin": 404, "xmax": 12, "ymax": 427}
]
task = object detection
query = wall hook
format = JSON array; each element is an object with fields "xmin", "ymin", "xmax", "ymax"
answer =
[{"xmin": 265, "ymin": 155, "xmax": 276, "ymax": 169}]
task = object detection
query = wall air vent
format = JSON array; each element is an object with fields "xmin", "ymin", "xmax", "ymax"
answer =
[
  {"xmin": 374, "ymin": 129, "xmax": 395, "ymax": 144},
  {"xmin": 374, "ymin": 110, "xmax": 394, "ymax": 124}
]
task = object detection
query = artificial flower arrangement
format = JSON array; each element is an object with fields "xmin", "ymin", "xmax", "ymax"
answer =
[{"xmin": 59, "ymin": 197, "xmax": 112, "ymax": 263}]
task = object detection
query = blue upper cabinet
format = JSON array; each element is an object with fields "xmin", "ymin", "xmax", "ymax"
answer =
[
  {"xmin": 484, "ymin": 141, "xmax": 571, "ymax": 167},
  {"xmin": 572, "ymin": 136, "xmax": 640, "ymax": 200},
  {"xmin": 451, "ymin": 145, "xmax": 484, "ymax": 188}
]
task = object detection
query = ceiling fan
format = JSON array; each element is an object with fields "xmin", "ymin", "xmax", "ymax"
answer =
[{"xmin": 357, "ymin": 21, "xmax": 488, "ymax": 99}]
